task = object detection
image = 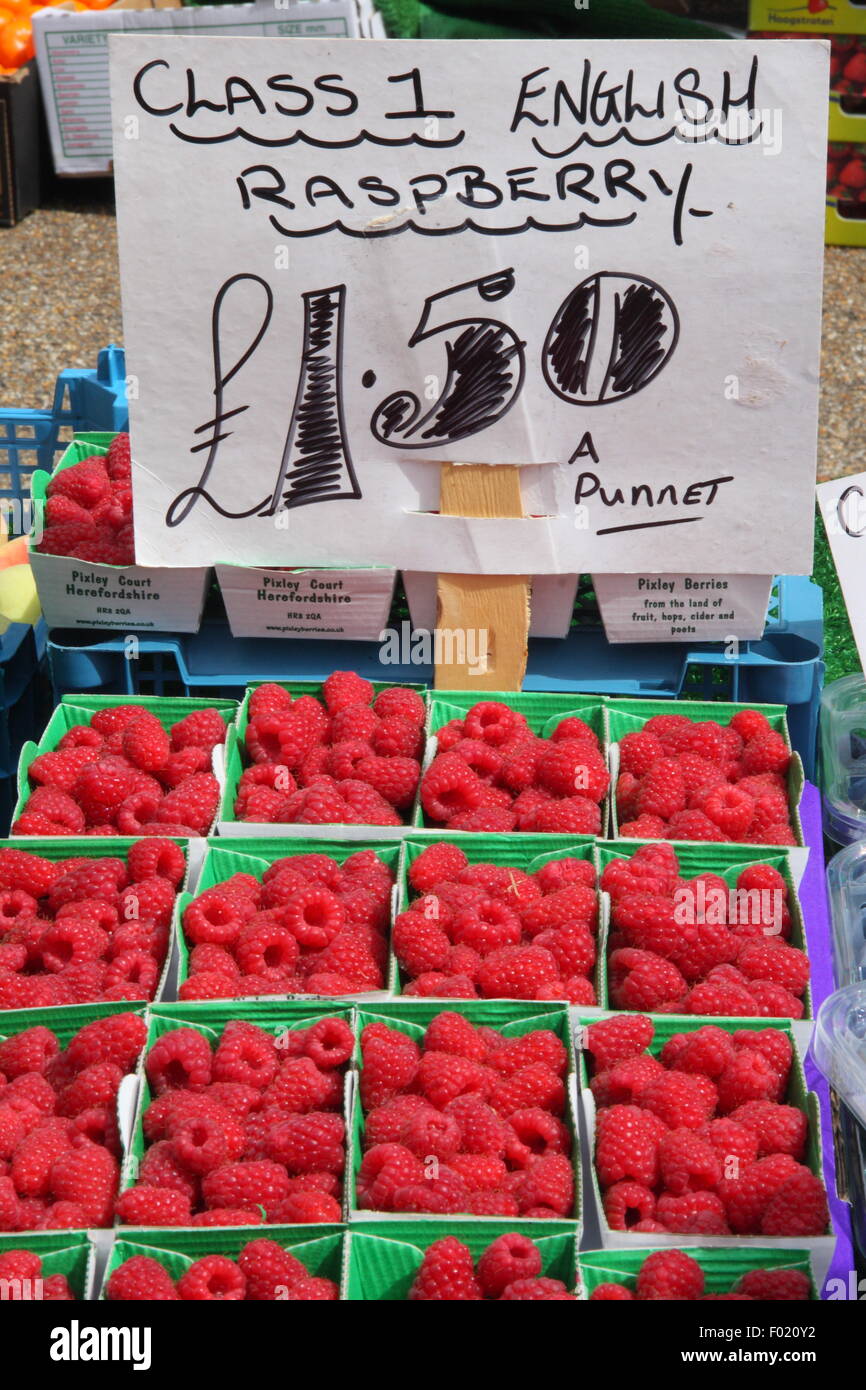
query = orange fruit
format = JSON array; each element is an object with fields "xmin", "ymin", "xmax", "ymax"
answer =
[{"xmin": 0, "ymin": 16, "xmax": 33, "ymax": 67}]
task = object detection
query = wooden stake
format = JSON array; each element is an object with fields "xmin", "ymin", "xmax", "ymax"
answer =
[{"xmin": 435, "ymin": 464, "xmax": 530, "ymax": 691}]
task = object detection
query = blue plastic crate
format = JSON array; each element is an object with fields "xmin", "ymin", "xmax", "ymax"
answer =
[
  {"xmin": 44, "ymin": 574, "xmax": 824, "ymax": 776},
  {"xmin": 0, "ymin": 346, "xmax": 127, "ymax": 523}
]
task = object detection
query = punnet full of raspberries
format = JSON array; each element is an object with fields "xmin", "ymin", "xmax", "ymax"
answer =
[
  {"xmin": 615, "ymin": 708, "xmax": 797, "ymax": 845},
  {"xmin": 586, "ymin": 1248, "xmax": 813, "ymax": 1301},
  {"xmin": 601, "ymin": 843, "xmax": 809, "ymax": 1018},
  {"xmin": 356, "ymin": 1010, "xmax": 575, "ymax": 1219},
  {"xmin": 179, "ymin": 849, "xmax": 395, "ymax": 1001},
  {"xmin": 0, "ymin": 1009, "xmax": 147, "ymax": 1231},
  {"xmin": 233, "ymin": 677, "xmax": 426, "ymax": 827},
  {"xmin": 14, "ymin": 701, "xmax": 229, "ymax": 837},
  {"xmin": 394, "ymin": 840, "xmax": 598, "ymax": 1003},
  {"xmin": 408, "ymin": 1232, "xmax": 576, "ymax": 1300},
  {"xmin": 0, "ymin": 841, "xmax": 185, "ymax": 1009},
  {"xmin": 36, "ymin": 435, "xmax": 135, "ymax": 566},
  {"xmin": 420, "ymin": 702, "xmax": 608, "ymax": 833},
  {"xmin": 107, "ymin": 1238, "xmax": 339, "ymax": 1301},
  {"xmin": 584, "ymin": 1014, "xmax": 829, "ymax": 1238},
  {"xmin": 117, "ymin": 1015, "xmax": 353, "ymax": 1227},
  {"xmin": 0, "ymin": 1249, "xmax": 77, "ymax": 1300}
]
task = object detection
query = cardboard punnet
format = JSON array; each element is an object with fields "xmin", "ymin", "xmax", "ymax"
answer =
[
  {"xmin": 605, "ymin": 696, "xmax": 807, "ymax": 879},
  {"xmin": 392, "ymin": 832, "xmax": 599, "ymax": 999},
  {"xmin": 577, "ymin": 1245, "xmax": 819, "ymax": 1300},
  {"xmin": 217, "ymin": 680, "xmax": 428, "ymax": 839},
  {"xmin": 173, "ymin": 835, "xmax": 401, "ymax": 1004},
  {"xmin": 12, "ymin": 693, "xmax": 238, "ymax": 838},
  {"xmin": 0, "ymin": 841, "xmax": 189, "ymax": 1004},
  {"xmin": 420, "ymin": 692, "xmax": 609, "ymax": 834},
  {"xmin": 0, "ymin": 1231, "xmax": 97, "ymax": 1300},
  {"xmin": 347, "ymin": 999, "xmax": 581, "ymax": 1232},
  {"xmin": 100, "ymin": 1224, "xmax": 347, "ymax": 1298},
  {"xmin": 216, "ymin": 563, "xmax": 397, "ymax": 641},
  {"xmin": 344, "ymin": 1221, "xmax": 578, "ymax": 1299},
  {"xmin": 29, "ymin": 434, "xmax": 211, "ymax": 632},
  {"xmin": 119, "ymin": 1000, "xmax": 356, "ymax": 1222},
  {"xmin": 595, "ymin": 839, "xmax": 814, "ymax": 1020},
  {"xmin": 576, "ymin": 1013, "xmax": 835, "ymax": 1283},
  {"xmin": 402, "ymin": 571, "xmax": 580, "ymax": 640}
]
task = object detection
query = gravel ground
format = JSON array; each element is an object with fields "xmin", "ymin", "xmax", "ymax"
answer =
[{"xmin": 0, "ymin": 185, "xmax": 862, "ymax": 481}]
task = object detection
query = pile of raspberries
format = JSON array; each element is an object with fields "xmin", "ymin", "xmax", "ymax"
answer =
[
  {"xmin": 234, "ymin": 675, "xmax": 425, "ymax": 826},
  {"xmin": 420, "ymin": 703, "xmax": 608, "ymax": 834},
  {"xmin": 357, "ymin": 1011, "xmax": 574, "ymax": 1218},
  {"xmin": 0, "ymin": 841, "xmax": 185, "ymax": 1010},
  {"xmin": 107, "ymin": 1238, "xmax": 338, "ymax": 1301},
  {"xmin": 408, "ymin": 1232, "xmax": 575, "ymax": 1300},
  {"xmin": 36, "ymin": 436, "xmax": 135, "ymax": 566},
  {"xmin": 616, "ymin": 709, "xmax": 796, "ymax": 845},
  {"xmin": 585, "ymin": 1014, "xmax": 829, "ymax": 1237},
  {"xmin": 394, "ymin": 841, "xmax": 598, "ymax": 1002},
  {"xmin": 589, "ymin": 1248, "xmax": 812, "ymax": 1301},
  {"xmin": 0, "ymin": 1011, "xmax": 147, "ymax": 1232},
  {"xmin": 116, "ymin": 1016, "xmax": 352, "ymax": 1228},
  {"xmin": 0, "ymin": 1250, "xmax": 75, "ymax": 1301},
  {"xmin": 15, "ymin": 704, "xmax": 226, "ymax": 837},
  {"xmin": 602, "ymin": 843, "xmax": 809, "ymax": 1018},
  {"xmin": 179, "ymin": 850, "xmax": 394, "ymax": 1001}
]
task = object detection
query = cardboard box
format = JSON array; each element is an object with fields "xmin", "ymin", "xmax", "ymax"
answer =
[
  {"xmin": 347, "ymin": 999, "xmax": 581, "ymax": 1230},
  {"xmin": 402, "ymin": 571, "xmax": 579, "ymax": 640},
  {"xmin": 100, "ymin": 1224, "xmax": 347, "ymax": 1298},
  {"xmin": 30, "ymin": 434, "xmax": 211, "ymax": 633},
  {"xmin": 344, "ymin": 1222, "xmax": 578, "ymax": 1299},
  {"xmin": 216, "ymin": 563, "xmax": 397, "ymax": 642},
  {"xmin": 33, "ymin": 0, "xmax": 362, "ymax": 178},
  {"xmin": 827, "ymin": 139, "xmax": 866, "ymax": 243},
  {"xmin": 577, "ymin": 1013, "xmax": 835, "ymax": 1280},
  {"xmin": 0, "ymin": 66, "xmax": 44, "ymax": 228},
  {"xmin": 173, "ymin": 835, "xmax": 402, "ymax": 1002},
  {"xmin": 577, "ymin": 1246, "xmax": 819, "ymax": 1299},
  {"xmin": 217, "ymin": 680, "xmax": 428, "ymax": 839}
]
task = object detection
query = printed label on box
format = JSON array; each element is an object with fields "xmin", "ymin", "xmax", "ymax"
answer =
[
  {"xmin": 30, "ymin": 553, "xmax": 210, "ymax": 632},
  {"xmin": 593, "ymin": 573, "xmax": 773, "ymax": 643},
  {"xmin": 216, "ymin": 564, "xmax": 395, "ymax": 640}
]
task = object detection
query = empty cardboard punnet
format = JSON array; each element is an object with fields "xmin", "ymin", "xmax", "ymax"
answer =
[
  {"xmin": 173, "ymin": 836, "xmax": 401, "ymax": 1004},
  {"xmin": 217, "ymin": 680, "xmax": 428, "ymax": 839},
  {"xmin": 347, "ymin": 999, "xmax": 581, "ymax": 1232},
  {"xmin": 576, "ymin": 1012, "xmax": 835, "ymax": 1284},
  {"xmin": 29, "ymin": 435, "xmax": 211, "ymax": 632}
]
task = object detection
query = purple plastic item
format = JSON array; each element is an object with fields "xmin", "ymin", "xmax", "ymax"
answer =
[{"xmin": 798, "ymin": 780, "xmax": 856, "ymax": 1298}]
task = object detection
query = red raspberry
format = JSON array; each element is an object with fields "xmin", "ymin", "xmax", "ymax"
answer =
[
  {"xmin": 212, "ymin": 1022, "xmax": 278, "ymax": 1090},
  {"xmin": 664, "ymin": 1025, "xmax": 734, "ymax": 1079},
  {"xmin": 360, "ymin": 1024, "xmax": 419, "ymax": 1109},
  {"xmin": 40, "ymin": 920, "xmax": 109, "ymax": 972},
  {"xmin": 655, "ymin": 1190, "xmax": 729, "ymax": 1234},
  {"xmin": 157, "ymin": 772, "xmax": 220, "ymax": 834},
  {"xmin": 50, "ymin": 1138, "xmax": 118, "ymax": 1225},
  {"xmin": 619, "ymin": 815, "xmax": 669, "ymax": 839},
  {"xmin": 499, "ymin": 1276, "xmax": 574, "ymax": 1300},
  {"xmin": 236, "ymin": 1239, "xmax": 306, "ymax": 1300},
  {"xmin": 730, "ymin": 1101, "xmax": 807, "ymax": 1160},
  {"xmin": 736, "ymin": 1268, "xmax": 811, "ymax": 1300},
  {"xmin": 23, "ymin": 787, "xmax": 85, "ymax": 832},
  {"xmin": 636, "ymin": 1250, "xmax": 705, "ymax": 1300},
  {"xmin": 248, "ymin": 684, "xmax": 293, "ymax": 722},
  {"xmin": 477, "ymin": 945, "xmax": 559, "ymax": 1000},
  {"xmin": 452, "ymin": 901, "xmax": 522, "ymax": 956},
  {"xmin": 534, "ymin": 857, "xmax": 596, "ymax": 895},
  {"xmin": 423, "ymin": 1011, "xmax": 487, "ymax": 1062},
  {"xmin": 476, "ymin": 1233, "xmax": 542, "ymax": 1297},
  {"xmin": 634, "ymin": 759, "xmax": 686, "ymax": 820},
  {"xmin": 107, "ymin": 1255, "xmax": 179, "ymax": 1301},
  {"xmin": 169, "ymin": 708, "xmax": 227, "ymax": 753},
  {"xmin": 585, "ymin": 1014, "xmax": 655, "ymax": 1072},
  {"xmin": 138, "ymin": 1141, "xmax": 198, "ymax": 1199},
  {"xmin": 537, "ymin": 739, "xmax": 609, "ymax": 800},
  {"xmin": 201, "ymin": 1160, "xmax": 292, "ymax": 1216},
  {"xmin": 509, "ymin": 1152, "xmax": 574, "ymax": 1215},
  {"xmin": 121, "ymin": 712, "xmax": 170, "ymax": 773},
  {"xmin": 175, "ymin": 1255, "xmax": 246, "ymax": 1301},
  {"xmin": 416, "ymin": 1052, "xmax": 491, "ymax": 1110},
  {"xmin": 409, "ymin": 1238, "xmax": 482, "ymax": 1301},
  {"xmin": 686, "ymin": 978, "xmax": 761, "ymax": 1016},
  {"xmin": 370, "ymin": 685, "xmax": 425, "ymax": 724},
  {"xmin": 489, "ymin": 1030, "xmax": 567, "ymax": 1078},
  {"xmin": 693, "ymin": 784, "xmax": 755, "ymax": 839},
  {"xmin": 665, "ymin": 810, "xmax": 726, "ymax": 842},
  {"xmin": 733, "ymin": 1028, "xmax": 792, "ymax": 1088},
  {"xmin": 393, "ymin": 912, "xmax": 451, "ymax": 978},
  {"xmin": 763, "ymin": 1168, "xmax": 828, "ymax": 1236},
  {"xmin": 320, "ymin": 670, "xmax": 373, "ymax": 713},
  {"xmin": 449, "ymin": 808, "xmax": 516, "ymax": 832},
  {"xmin": 736, "ymin": 864, "xmax": 788, "ymax": 900},
  {"xmin": 716, "ymin": 1048, "xmax": 779, "ymax": 1114},
  {"xmin": 737, "ymin": 942, "xmax": 810, "ymax": 996},
  {"xmin": 421, "ymin": 754, "xmax": 485, "ymax": 823},
  {"xmin": 717, "ymin": 1153, "xmax": 801, "ymax": 1232},
  {"xmin": 146, "ymin": 1028, "xmax": 213, "ymax": 1094},
  {"xmin": 448, "ymin": 1153, "xmax": 508, "ymax": 1191},
  {"xmin": 57, "ymin": 1062, "xmax": 123, "ymax": 1117},
  {"xmin": 115, "ymin": 1185, "xmax": 192, "ymax": 1226},
  {"xmin": 641, "ymin": 1072, "xmax": 717, "ymax": 1129},
  {"xmin": 126, "ymin": 838, "xmax": 186, "ymax": 888},
  {"xmin": 602, "ymin": 1181, "xmax": 656, "ymax": 1229},
  {"xmin": 590, "ymin": 1283, "xmax": 635, "ymax": 1300},
  {"xmin": 353, "ymin": 755, "xmax": 419, "ymax": 810},
  {"xmin": 70, "ymin": 759, "xmax": 144, "ymax": 826},
  {"xmin": 741, "ymin": 731, "xmax": 791, "ymax": 776},
  {"xmin": 618, "ymin": 730, "xmax": 665, "ymax": 776},
  {"xmin": 48, "ymin": 456, "xmax": 111, "ymax": 508},
  {"xmin": 407, "ymin": 843, "xmax": 467, "ymax": 894},
  {"xmin": 265, "ymin": 1112, "xmax": 344, "ymax": 1174},
  {"xmin": 595, "ymin": 1104, "xmax": 666, "ymax": 1187},
  {"xmin": 702, "ymin": 1116, "xmax": 759, "ymax": 1169},
  {"xmin": 609, "ymin": 948, "xmax": 687, "ymax": 1012},
  {"xmin": 730, "ymin": 709, "xmax": 771, "ymax": 742},
  {"xmin": 0, "ymin": 848, "xmax": 60, "ymax": 897},
  {"xmin": 0, "ymin": 1025, "xmax": 60, "ymax": 1078},
  {"xmin": 372, "ymin": 715, "xmax": 423, "ymax": 759},
  {"xmin": 161, "ymin": 747, "xmax": 211, "ymax": 789},
  {"xmin": 523, "ymin": 797, "xmax": 601, "ymax": 835},
  {"xmin": 659, "ymin": 1127, "xmax": 722, "ymax": 1193},
  {"xmin": 462, "ymin": 701, "xmax": 524, "ymax": 747},
  {"xmin": 522, "ymin": 883, "xmax": 597, "ymax": 933}
]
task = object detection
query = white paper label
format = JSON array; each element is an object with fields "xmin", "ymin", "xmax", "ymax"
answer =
[
  {"xmin": 817, "ymin": 473, "xmax": 866, "ymax": 671},
  {"xmin": 593, "ymin": 572, "xmax": 773, "ymax": 642},
  {"xmin": 30, "ymin": 553, "xmax": 210, "ymax": 632},
  {"xmin": 216, "ymin": 564, "xmax": 395, "ymax": 639},
  {"xmin": 110, "ymin": 36, "xmax": 828, "ymax": 575}
]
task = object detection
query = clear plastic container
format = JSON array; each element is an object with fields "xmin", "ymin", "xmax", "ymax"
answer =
[
  {"xmin": 810, "ymin": 984, "xmax": 866, "ymax": 1261},
  {"xmin": 820, "ymin": 674, "xmax": 866, "ymax": 845},
  {"xmin": 827, "ymin": 840, "xmax": 866, "ymax": 988}
]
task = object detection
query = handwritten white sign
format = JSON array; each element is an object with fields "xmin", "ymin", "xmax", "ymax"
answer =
[
  {"xmin": 817, "ymin": 472, "xmax": 866, "ymax": 672},
  {"xmin": 110, "ymin": 37, "xmax": 828, "ymax": 573}
]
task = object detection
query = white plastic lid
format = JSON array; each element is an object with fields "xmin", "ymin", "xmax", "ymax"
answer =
[{"xmin": 811, "ymin": 984, "xmax": 866, "ymax": 1128}]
